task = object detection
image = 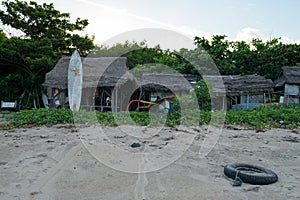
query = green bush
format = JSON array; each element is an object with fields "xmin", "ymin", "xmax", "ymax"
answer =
[
  {"xmin": 10, "ymin": 108, "xmax": 73, "ymax": 127},
  {"xmin": 225, "ymin": 104, "xmax": 300, "ymax": 128},
  {"xmin": 2, "ymin": 104, "xmax": 300, "ymax": 129}
]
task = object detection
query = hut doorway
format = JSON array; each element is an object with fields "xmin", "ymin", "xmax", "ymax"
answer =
[{"xmin": 94, "ymin": 87, "xmax": 112, "ymax": 112}]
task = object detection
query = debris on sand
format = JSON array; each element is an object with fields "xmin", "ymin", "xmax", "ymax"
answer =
[
  {"xmin": 131, "ymin": 143, "xmax": 141, "ymax": 148},
  {"xmin": 282, "ymin": 135, "xmax": 299, "ymax": 143}
]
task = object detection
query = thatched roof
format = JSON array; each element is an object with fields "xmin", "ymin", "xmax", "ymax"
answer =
[
  {"xmin": 140, "ymin": 73, "xmax": 194, "ymax": 92},
  {"xmin": 43, "ymin": 57, "xmax": 194, "ymax": 93},
  {"xmin": 43, "ymin": 57, "xmax": 129, "ymax": 89},
  {"xmin": 274, "ymin": 66, "xmax": 300, "ymax": 87},
  {"xmin": 203, "ymin": 75, "xmax": 274, "ymax": 96}
]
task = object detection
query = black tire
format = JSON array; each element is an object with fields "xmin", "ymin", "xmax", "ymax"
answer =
[{"xmin": 224, "ymin": 163, "xmax": 278, "ymax": 185}]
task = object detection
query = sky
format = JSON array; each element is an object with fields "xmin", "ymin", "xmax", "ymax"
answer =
[{"xmin": 22, "ymin": 0, "xmax": 300, "ymax": 46}]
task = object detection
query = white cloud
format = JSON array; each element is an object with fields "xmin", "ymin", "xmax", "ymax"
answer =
[
  {"xmin": 235, "ymin": 28, "xmax": 265, "ymax": 42},
  {"xmin": 76, "ymin": 0, "xmax": 211, "ymax": 45},
  {"xmin": 279, "ymin": 36, "xmax": 300, "ymax": 44},
  {"xmin": 235, "ymin": 28, "xmax": 300, "ymax": 44}
]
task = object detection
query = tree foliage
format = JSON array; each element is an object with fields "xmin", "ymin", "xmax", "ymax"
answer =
[
  {"xmin": 91, "ymin": 40, "xmax": 163, "ymax": 69},
  {"xmin": 0, "ymin": 0, "xmax": 94, "ymax": 104},
  {"xmin": 194, "ymin": 36, "xmax": 300, "ymax": 79},
  {"xmin": 0, "ymin": 0, "xmax": 94, "ymax": 55}
]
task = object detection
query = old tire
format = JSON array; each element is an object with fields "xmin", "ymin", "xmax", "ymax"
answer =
[{"xmin": 224, "ymin": 163, "xmax": 278, "ymax": 185}]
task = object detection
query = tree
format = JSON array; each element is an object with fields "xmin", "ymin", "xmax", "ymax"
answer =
[
  {"xmin": 92, "ymin": 41, "xmax": 165, "ymax": 69},
  {"xmin": 0, "ymin": 29, "xmax": 6, "ymax": 42},
  {"xmin": 250, "ymin": 38, "xmax": 300, "ymax": 79},
  {"xmin": 227, "ymin": 40, "xmax": 252, "ymax": 75},
  {"xmin": 0, "ymin": 0, "xmax": 94, "ymax": 104},
  {"xmin": 194, "ymin": 35, "xmax": 300, "ymax": 80},
  {"xmin": 0, "ymin": 0, "xmax": 94, "ymax": 55},
  {"xmin": 194, "ymin": 35, "xmax": 231, "ymax": 74}
]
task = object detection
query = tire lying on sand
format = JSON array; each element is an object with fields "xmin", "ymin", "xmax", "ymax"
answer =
[{"xmin": 224, "ymin": 163, "xmax": 278, "ymax": 185}]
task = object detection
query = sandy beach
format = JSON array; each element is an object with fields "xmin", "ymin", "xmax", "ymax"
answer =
[{"xmin": 0, "ymin": 124, "xmax": 299, "ymax": 200}]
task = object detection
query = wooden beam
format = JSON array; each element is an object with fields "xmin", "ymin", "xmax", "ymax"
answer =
[{"xmin": 247, "ymin": 95, "xmax": 249, "ymax": 109}]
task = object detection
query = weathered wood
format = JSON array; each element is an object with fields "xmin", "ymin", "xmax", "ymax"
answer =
[{"xmin": 203, "ymin": 75, "xmax": 274, "ymax": 97}]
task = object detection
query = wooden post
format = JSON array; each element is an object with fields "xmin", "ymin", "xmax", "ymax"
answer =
[
  {"xmin": 115, "ymin": 87, "xmax": 118, "ymax": 112},
  {"xmin": 100, "ymin": 88, "xmax": 103, "ymax": 112},
  {"xmin": 247, "ymin": 95, "xmax": 249, "ymax": 109},
  {"xmin": 47, "ymin": 87, "xmax": 53, "ymax": 108}
]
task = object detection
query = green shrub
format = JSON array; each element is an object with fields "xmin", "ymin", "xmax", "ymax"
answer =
[
  {"xmin": 225, "ymin": 104, "xmax": 300, "ymax": 128},
  {"xmin": 10, "ymin": 108, "xmax": 73, "ymax": 127},
  {"xmin": 2, "ymin": 104, "xmax": 300, "ymax": 129}
]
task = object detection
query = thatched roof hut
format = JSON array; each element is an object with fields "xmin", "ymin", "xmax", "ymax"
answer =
[
  {"xmin": 43, "ymin": 56, "xmax": 129, "ymax": 89},
  {"xmin": 274, "ymin": 66, "xmax": 300, "ymax": 87},
  {"xmin": 204, "ymin": 75, "xmax": 274, "ymax": 97},
  {"xmin": 43, "ymin": 57, "xmax": 197, "ymax": 110},
  {"xmin": 140, "ymin": 73, "xmax": 195, "ymax": 92},
  {"xmin": 43, "ymin": 56, "xmax": 197, "ymax": 93},
  {"xmin": 274, "ymin": 66, "xmax": 300, "ymax": 104}
]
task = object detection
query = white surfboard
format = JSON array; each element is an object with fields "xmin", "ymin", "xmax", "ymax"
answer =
[
  {"xmin": 68, "ymin": 50, "xmax": 82, "ymax": 111},
  {"xmin": 42, "ymin": 94, "xmax": 49, "ymax": 109}
]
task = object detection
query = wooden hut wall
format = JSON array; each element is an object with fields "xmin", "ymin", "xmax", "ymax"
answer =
[{"xmin": 284, "ymin": 84, "xmax": 300, "ymax": 104}]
